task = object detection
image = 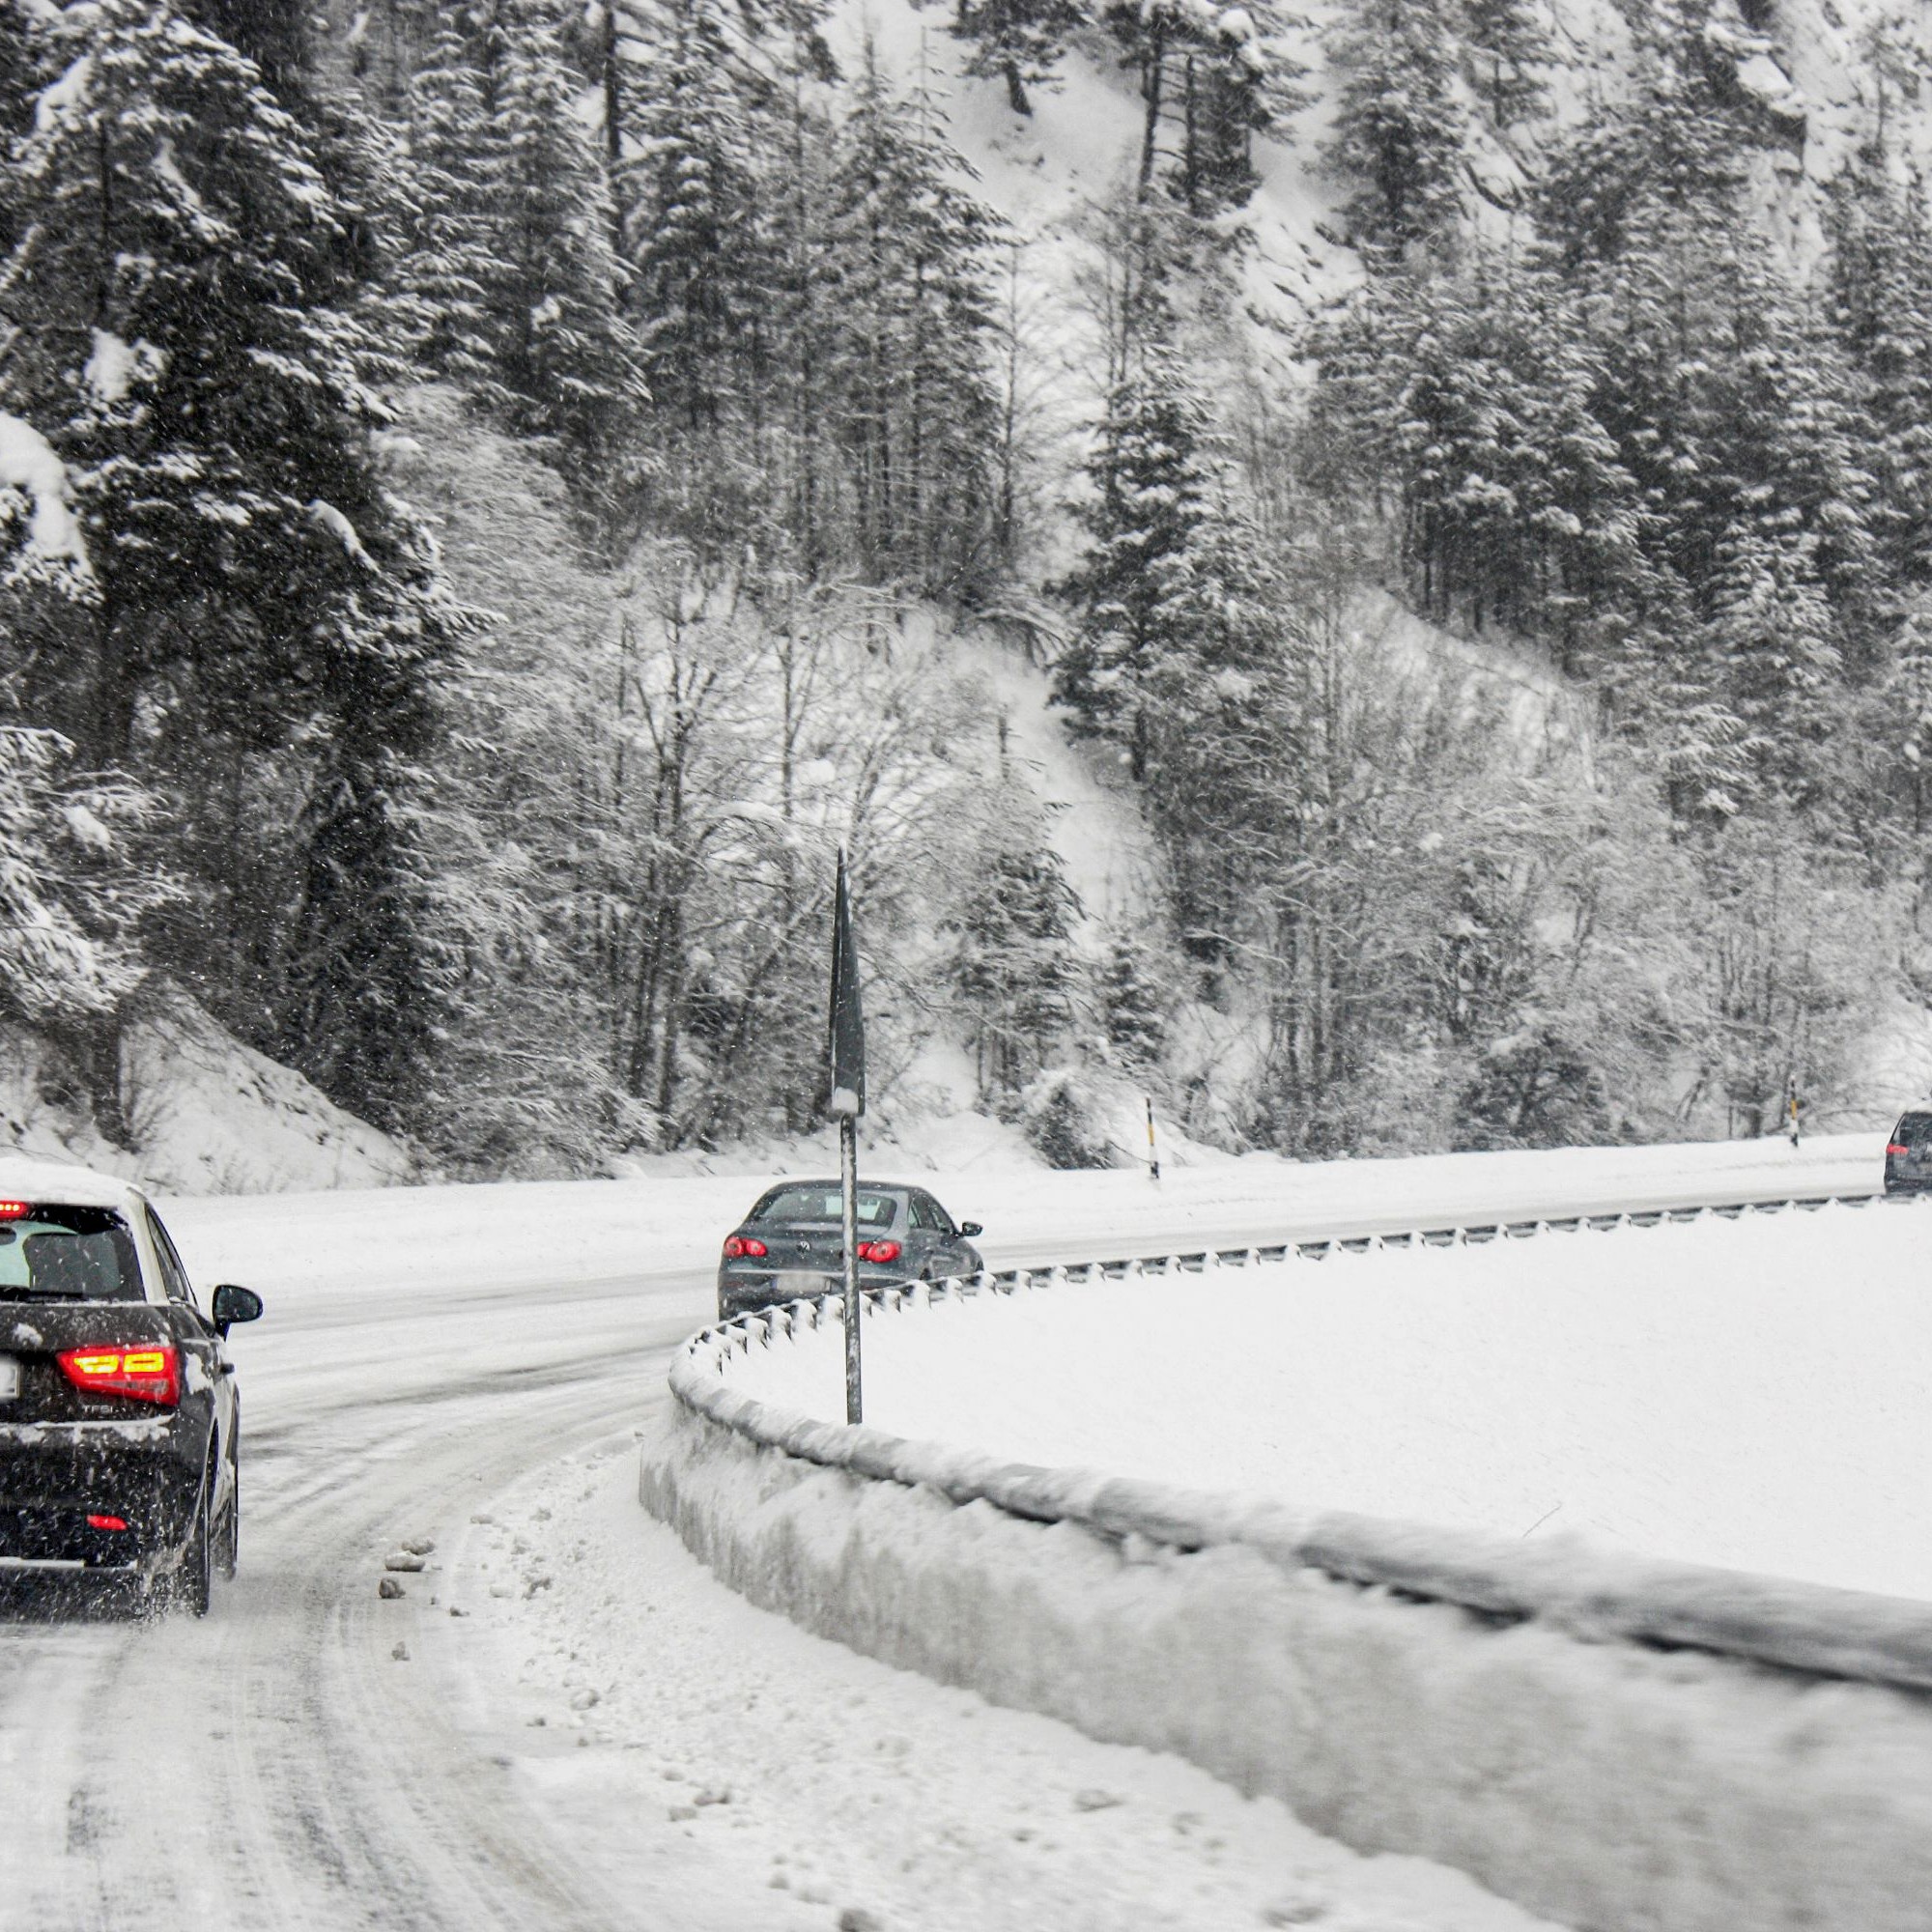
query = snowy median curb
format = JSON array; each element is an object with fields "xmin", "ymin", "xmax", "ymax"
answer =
[{"xmin": 644, "ymin": 1229, "xmax": 1932, "ymax": 1932}]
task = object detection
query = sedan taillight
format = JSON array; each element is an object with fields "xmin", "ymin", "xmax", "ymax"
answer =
[
  {"xmin": 723, "ymin": 1235, "xmax": 767, "ymax": 1260},
  {"xmin": 58, "ymin": 1344, "xmax": 180, "ymax": 1407},
  {"xmin": 855, "ymin": 1239, "xmax": 901, "ymax": 1264}
]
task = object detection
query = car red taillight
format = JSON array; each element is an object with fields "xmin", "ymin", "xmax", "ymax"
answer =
[
  {"xmin": 86, "ymin": 1514, "xmax": 128, "ymax": 1532},
  {"xmin": 58, "ymin": 1345, "xmax": 180, "ymax": 1407},
  {"xmin": 0, "ymin": 1200, "xmax": 29, "ymax": 1220},
  {"xmin": 723, "ymin": 1235, "xmax": 768, "ymax": 1260},
  {"xmin": 1888, "ymin": 1143, "xmax": 1910, "ymax": 1157},
  {"xmin": 855, "ymin": 1239, "xmax": 901, "ymax": 1264}
]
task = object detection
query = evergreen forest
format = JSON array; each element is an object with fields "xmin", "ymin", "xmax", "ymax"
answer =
[{"xmin": 2, "ymin": 0, "xmax": 1930, "ymax": 1174}]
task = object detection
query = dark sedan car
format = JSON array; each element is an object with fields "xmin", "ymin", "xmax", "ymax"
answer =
[
  {"xmin": 1885, "ymin": 1109, "xmax": 1932, "ymax": 1192},
  {"xmin": 0, "ymin": 1159, "xmax": 263, "ymax": 1614},
  {"xmin": 717, "ymin": 1179, "xmax": 984, "ymax": 1320}
]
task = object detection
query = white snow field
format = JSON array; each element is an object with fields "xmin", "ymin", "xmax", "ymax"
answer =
[
  {"xmin": 0, "ymin": 1132, "xmax": 1893, "ymax": 1930},
  {"xmin": 718, "ymin": 1197, "xmax": 1932, "ymax": 1603}
]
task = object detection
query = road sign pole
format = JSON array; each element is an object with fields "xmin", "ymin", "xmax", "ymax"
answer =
[{"xmin": 840, "ymin": 1112, "xmax": 862, "ymax": 1424}]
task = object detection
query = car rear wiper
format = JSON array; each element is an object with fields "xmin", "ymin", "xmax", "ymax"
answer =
[{"xmin": 0, "ymin": 1286, "xmax": 82, "ymax": 1300}]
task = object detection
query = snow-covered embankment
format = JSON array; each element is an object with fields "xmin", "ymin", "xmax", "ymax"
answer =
[{"xmin": 642, "ymin": 1231, "xmax": 1932, "ymax": 1932}]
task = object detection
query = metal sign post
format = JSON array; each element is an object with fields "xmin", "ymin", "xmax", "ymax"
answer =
[{"xmin": 829, "ymin": 846, "xmax": 867, "ymax": 1425}]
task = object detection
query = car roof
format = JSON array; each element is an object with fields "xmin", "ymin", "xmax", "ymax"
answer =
[{"xmin": 0, "ymin": 1153, "xmax": 150, "ymax": 1213}]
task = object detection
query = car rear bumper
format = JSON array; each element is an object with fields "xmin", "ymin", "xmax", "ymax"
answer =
[
  {"xmin": 0, "ymin": 1420, "xmax": 200, "ymax": 1567},
  {"xmin": 717, "ymin": 1266, "xmax": 913, "ymax": 1318}
]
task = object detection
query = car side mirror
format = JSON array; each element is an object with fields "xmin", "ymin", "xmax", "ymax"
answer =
[
  {"xmin": 212, "ymin": 1284, "xmax": 264, "ymax": 1335},
  {"xmin": 957, "ymin": 1222, "xmax": 982, "ymax": 1238}
]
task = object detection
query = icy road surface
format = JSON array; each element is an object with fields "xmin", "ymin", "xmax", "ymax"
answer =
[{"xmin": 0, "ymin": 1136, "xmax": 1878, "ymax": 1929}]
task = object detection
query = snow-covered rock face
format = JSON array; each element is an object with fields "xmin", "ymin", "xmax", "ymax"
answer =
[
  {"xmin": 0, "ymin": 990, "xmax": 412, "ymax": 1196},
  {"xmin": 115, "ymin": 991, "xmax": 412, "ymax": 1194}
]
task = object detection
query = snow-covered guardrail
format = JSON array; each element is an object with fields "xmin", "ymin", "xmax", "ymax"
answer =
[
  {"xmin": 644, "ymin": 1183, "xmax": 1932, "ymax": 1932},
  {"xmin": 670, "ymin": 1192, "xmax": 1932, "ymax": 1695}
]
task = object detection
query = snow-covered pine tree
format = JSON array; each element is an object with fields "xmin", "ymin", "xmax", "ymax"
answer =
[
  {"xmin": 824, "ymin": 43, "xmax": 1003, "ymax": 590},
  {"xmin": 1459, "ymin": 0, "xmax": 1550, "ymax": 130},
  {"xmin": 622, "ymin": 0, "xmax": 768, "ymax": 432},
  {"xmin": 390, "ymin": 17, "xmax": 523, "ymax": 407},
  {"xmin": 1825, "ymin": 142, "xmax": 1932, "ymax": 598},
  {"xmin": 1322, "ymin": 0, "xmax": 1465, "ymax": 255},
  {"xmin": 0, "ymin": 0, "xmax": 473, "ymax": 1128},
  {"xmin": 1101, "ymin": 0, "xmax": 1304, "ymax": 211},
  {"xmin": 386, "ymin": 1, "xmax": 644, "ymax": 496},
  {"xmin": 479, "ymin": 0, "xmax": 646, "ymax": 491},
  {"xmin": 1881, "ymin": 604, "xmax": 1932, "ymax": 838},
  {"xmin": 951, "ymin": 835, "xmax": 1082, "ymax": 1108},
  {"xmin": 1174, "ymin": 0, "xmax": 1308, "ymax": 214},
  {"xmin": 276, "ymin": 573, "xmax": 474, "ymax": 1135},
  {"xmin": 0, "ymin": 728, "xmax": 173, "ymax": 1051},
  {"xmin": 1097, "ymin": 928, "xmax": 1168, "ymax": 1073},
  {"xmin": 1307, "ymin": 246, "xmax": 1642, "ymax": 639},
  {"xmin": 1702, "ymin": 524, "xmax": 1842, "ymax": 808},
  {"xmin": 1533, "ymin": 0, "xmax": 1748, "ymax": 272},
  {"xmin": 951, "ymin": 0, "xmax": 1087, "ymax": 115},
  {"xmin": 1053, "ymin": 348, "xmax": 1218, "ymax": 779}
]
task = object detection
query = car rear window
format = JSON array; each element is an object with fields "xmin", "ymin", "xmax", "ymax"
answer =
[
  {"xmin": 751, "ymin": 1187, "xmax": 899, "ymax": 1227},
  {"xmin": 1895, "ymin": 1113, "xmax": 1932, "ymax": 1148},
  {"xmin": 0, "ymin": 1207, "xmax": 143, "ymax": 1302}
]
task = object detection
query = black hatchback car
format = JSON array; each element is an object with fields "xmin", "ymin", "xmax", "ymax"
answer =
[
  {"xmin": 1885, "ymin": 1110, "xmax": 1932, "ymax": 1192},
  {"xmin": 717, "ymin": 1179, "xmax": 984, "ymax": 1320},
  {"xmin": 0, "ymin": 1159, "xmax": 263, "ymax": 1613}
]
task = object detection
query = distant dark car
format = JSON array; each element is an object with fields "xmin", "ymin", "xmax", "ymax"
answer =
[
  {"xmin": 717, "ymin": 1179, "xmax": 984, "ymax": 1321},
  {"xmin": 0, "ymin": 1159, "xmax": 264, "ymax": 1613},
  {"xmin": 1885, "ymin": 1110, "xmax": 1932, "ymax": 1193}
]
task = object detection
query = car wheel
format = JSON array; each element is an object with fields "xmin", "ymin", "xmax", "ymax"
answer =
[
  {"xmin": 174, "ymin": 1455, "xmax": 214, "ymax": 1618},
  {"xmin": 215, "ymin": 1458, "xmax": 240, "ymax": 1581}
]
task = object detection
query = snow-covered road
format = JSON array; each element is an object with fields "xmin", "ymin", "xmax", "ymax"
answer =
[
  {"xmin": 0, "ymin": 1136, "xmax": 1885, "ymax": 1929},
  {"xmin": 0, "ymin": 1261, "xmax": 702, "ymax": 1931},
  {"xmin": 0, "ymin": 1214, "xmax": 1555, "ymax": 1931}
]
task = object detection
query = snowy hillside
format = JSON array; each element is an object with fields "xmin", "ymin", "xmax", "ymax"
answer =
[
  {"xmin": 0, "ymin": 987, "xmax": 412, "ymax": 1195},
  {"xmin": 830, "ymin": 0, "xmax": 1932, "ymax": 368}
]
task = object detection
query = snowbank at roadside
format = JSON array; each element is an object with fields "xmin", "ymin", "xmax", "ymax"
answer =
[
  {"xmin": 436, "ymin": 1431, "xmax": 1561, "ymax": 1932},
  {"xmin": 643, "ymin": 1397, "xmax": 1932, "ymax": 1932}
]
